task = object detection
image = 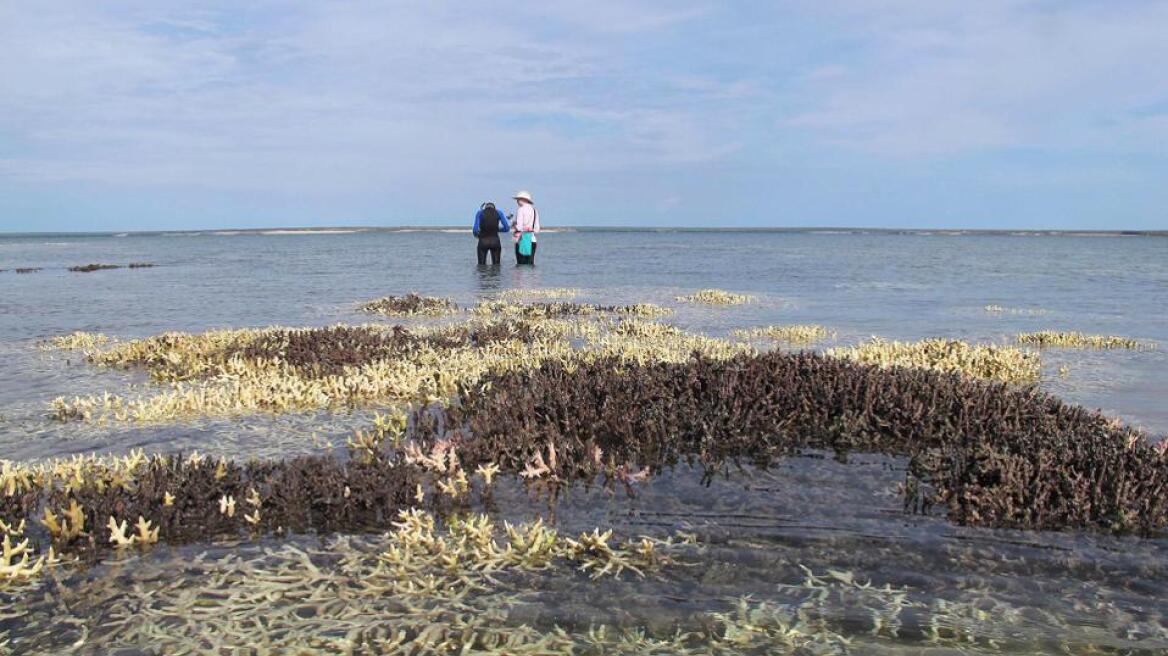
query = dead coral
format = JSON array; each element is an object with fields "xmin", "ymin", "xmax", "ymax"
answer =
[
  {"xmin": 470, "ymin": 301, "xmax": 669, "ymax": 319},
  {"xmin": 359, "ymin": 293, "xmax": 457, "ymax": 317},
  {"xmin": 675, "ymin": 289, "xmax": 756, "ymax": 305},
  {"xmin": 39, "ymin": 331, "xmax": 110, "ymax": 351},
  {"xmin": 48, "ymin": 315, "xmax": 742, "ymax": 423},
  {"xmin": 1016, "ymin": 331, "xmax": 1153, "ymax": 350},
  {"xmin": 827, "ymin": 337, "xmax": 1041, "ymax": 383},
  {"xmin": 733, "ymin": 324, "xmax": 834, "ymax": 345},
  {"xmin": 9, "ymin": 520, "xmax": 703, "ymax": 655},
  {"xmin": 497, "ymin": 287, "xmax": 580, "ymax": 301}
]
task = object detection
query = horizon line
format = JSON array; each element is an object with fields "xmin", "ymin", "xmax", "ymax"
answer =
[{"xmin": 2, "ymin": 225, "xmax": 1166, "ymax": 238}]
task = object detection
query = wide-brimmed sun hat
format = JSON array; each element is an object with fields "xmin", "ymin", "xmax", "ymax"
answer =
[{"xmin": 513, "ymin": 190, "xmax": 533, "ymax": 202}]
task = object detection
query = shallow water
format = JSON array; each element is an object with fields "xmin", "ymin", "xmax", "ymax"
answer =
[{"xmin": 1, "ymin": 229, "xmax": 1167, "ymax": 653}]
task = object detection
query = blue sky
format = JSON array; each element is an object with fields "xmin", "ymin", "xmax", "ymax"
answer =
[{"xmin": 1, "ymin": 1, "xmax": 1166, "ymax": 232}]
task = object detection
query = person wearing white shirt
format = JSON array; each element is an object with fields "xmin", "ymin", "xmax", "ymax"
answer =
[{"xmin": 511, "ymin": 190, "xmax": 541, "ymax": 265}]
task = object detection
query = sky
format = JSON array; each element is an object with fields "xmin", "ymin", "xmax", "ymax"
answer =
[{"xmin": 1, "ymin": 1, "xmax": 1166, "ymax": 232}]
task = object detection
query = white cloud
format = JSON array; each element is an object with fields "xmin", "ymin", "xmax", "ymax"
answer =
[
  {"xmin": 0, "ymin": 0, "xmax": 735, "ymax": 194},
  {"xmin": 783, "ymin": 0, "xmax": 1168, "ymax": 156},
  {"xmin": 0, "ymin": 0, "xmax": 1164, "ymax": 229}
]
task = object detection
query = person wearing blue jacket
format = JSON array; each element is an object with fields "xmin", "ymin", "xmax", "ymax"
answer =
[{"xmin": 473, "ymin": 202, "xmax": 510, "ymax": 265}]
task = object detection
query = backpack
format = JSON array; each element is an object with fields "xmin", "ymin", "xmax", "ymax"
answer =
[{"xmin": 478, "ymin": 203, "xmax": 500, "ymax": 238}]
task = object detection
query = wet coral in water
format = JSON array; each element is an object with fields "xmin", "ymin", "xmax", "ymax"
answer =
[
  {"xmin": 7, "ymin": 515, "xmax": 709, "ymax": 654},
  {"xmin": 1, "ymin": 445, "xmax": 421, "ymax": 562},
  {"xmin": 733, "ymin": 324, "xmax": 834, "ymax": 346},
  {"xmin": 675, "ymin": 289, "xmax": 756, "ymax": 305},
  {"xmin": 826, "ymin": 337, "xmax": 1041, "ymax": 383},
  {"xmin": 359, "ymin": 293, "xmax": 457, "ymax": 317},
  {"xmin": 46, "ymin": 315, "xmax": 740, "ymax": 423},
  {"xmin": 418, "ymin": 351, "xmax": 1166, "ymax": 534},
  {"xmin": 470, "ymin": 300, "xmax": 670, "ymax": 319},
  {"xmin": 38, "ymin": 331, "xmax": 110, "ymax": 351},
  {"xmin": 1016, "ymin": 331, "xmax": 1153, "ymax": 350},
  {"xmin": 496, "ymin": 287, "xmax": 580, "ymax": 301}
]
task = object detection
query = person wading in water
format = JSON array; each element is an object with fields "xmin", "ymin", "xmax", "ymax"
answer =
[
  {"xmin": 472, "ymin": 202, "xmax": 510, "ymax": 265},
  {"xmin": 511, "ymin": 190, "xmax": 540, "ymax": 265}
]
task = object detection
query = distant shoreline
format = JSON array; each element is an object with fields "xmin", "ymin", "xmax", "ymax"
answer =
[{"xmin": 1, "ymin": 226, "xmax": 1164, "ymax": 238}]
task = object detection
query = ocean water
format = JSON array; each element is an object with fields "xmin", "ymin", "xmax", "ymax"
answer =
[{"xmin": 1, "ymin": 229, "xmax": 1167, "ymax": 653}]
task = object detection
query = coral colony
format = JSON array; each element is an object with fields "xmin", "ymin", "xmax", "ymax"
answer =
[{"xmin": 3, "ymin": 294, "xmax": 1163, "ymax": 653}]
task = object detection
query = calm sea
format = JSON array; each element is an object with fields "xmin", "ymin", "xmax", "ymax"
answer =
[
  {"xmin": 2, "ymin": 229, "xmax": 1165, "ymax": 453},
  {"xmin": 1, "ymin": 229, "xmax": 1166, "ymax": 653}
]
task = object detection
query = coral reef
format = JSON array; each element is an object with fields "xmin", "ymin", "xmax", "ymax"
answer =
[
  {"xmin": 496, "ymin": 288, "xmax": 580, "ymax": 301},
  {"xmin": 46, "ymin": 317, "xmax": 740, "ymax": 423},
  {"xmin": 826, "ymin": 337, "xmax": 1041, "ymax": 383},
  {"xmin": 8, "ymin": 521, "xmax": 710, "ymax": 655},
  {"xmin": 471, "ymin": 301, "xmax": 671, "ymax": 319},
  {"xmin": 0, "ymin": 446, "xmax": 419, "ymax": 567},
  {"xmin": 733, "ymin": 324, "xmax": 834, "ymax": 345},
  {"xmin": 14, "ymin": 268, "xmax": 40, "ymax": 274},
  {"xmin": 1016, "ymin": 331, "xmax": 1154, "ymax": 350},
  {"xmin": 675, "ymin": 289, "xmax": 756, "ymax": 305},
  {"xmin": 419, "ymin": 351, "xmax": 1167, "ymax": 533},
  {"xmin": 39, "ymin": 331, "xmax": 110, "ymax": 351},
  {"xmin": 358, "ymin": 293, "xmax": 457, "ymax": 317}
]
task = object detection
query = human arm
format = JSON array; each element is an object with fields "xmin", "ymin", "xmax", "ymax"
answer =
[
  {"xmin": 472, "ymin": 210, "xmax": 482, "ymax": 237},
  {"xmin": 499, "ymin": 209, "xmax": 510, "ymax": 233}
]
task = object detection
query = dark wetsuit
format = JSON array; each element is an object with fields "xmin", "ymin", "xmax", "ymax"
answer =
[{"xmin": 473, "ymin": 207, "xmax": 510, "ymax": 265}]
